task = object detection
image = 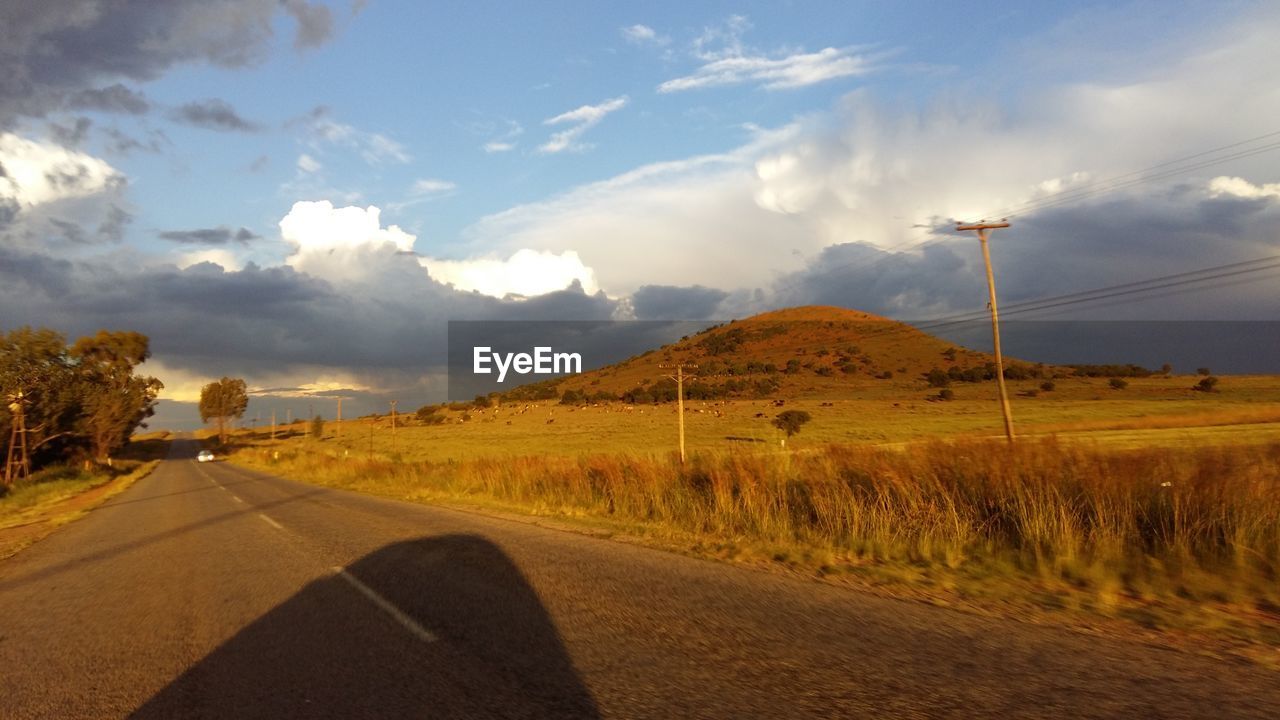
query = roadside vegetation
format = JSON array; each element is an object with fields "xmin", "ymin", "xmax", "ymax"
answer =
[
  {"xmin": 1, "ymin": 326, "xmax": 163, "ymax": 480},
  {"xmin": 230, "ymin": 428, "xmax": 1280, "ymax": 646}
]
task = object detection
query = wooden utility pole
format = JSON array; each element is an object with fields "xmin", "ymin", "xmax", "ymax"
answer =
[
  {"xmin": 336, "ymin": 397, "xmax": 343, "ymax": 439},
  {"xmin": 389, "ymin": 400, "xmax": 397, "ymax": 455},
  {"xmin": 271, "ymin": 409, "xmax": 277, "ymax": 440},
  {"xmin": 957, "ymin": 220, "xmax": 1015, "ymax": 443},
  {"xmin": 659, "ymin": 363, "xmax": 698, "ymax": 463}
]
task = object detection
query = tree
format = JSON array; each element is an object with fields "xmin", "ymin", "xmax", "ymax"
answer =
[
  {"xmin": 200, "ymin": 377, "xmax": 248, "ymax": 445},
  {"xmin": 310, "ymin": 415, "xmax": 324, "ymax": 439},
  {"xmin": 1, "ymin": 327, "xmax": 81, "ymax": 467},
  {"xmin": 772, "ymin": 410, "xmax": 812, "ymax": 447},
  {"xmin": 1194, "ymin": 376, "xmax": 1220, "ymax": 393},
  {"xmin": 70, "ymin": 331, "xmax": 163, "ymax": 461}
]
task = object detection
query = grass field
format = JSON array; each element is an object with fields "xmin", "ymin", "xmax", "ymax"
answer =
[
  {"xmin": 223, "ymin": 375, "xmax": 1280, "ymax": 653},
  {"xmin": 246, "ymin": 374, "xmax": 1280, "ymax": 462}
]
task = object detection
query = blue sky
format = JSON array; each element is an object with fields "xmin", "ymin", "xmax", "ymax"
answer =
[{"xmin": 2, "ymin": 0, "xmax": 1278, "ymax": 423}]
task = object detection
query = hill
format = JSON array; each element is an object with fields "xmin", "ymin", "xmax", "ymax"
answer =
[{"xmin": 501, "ymin": 306, "xmax": 1051, "ymax": 404}]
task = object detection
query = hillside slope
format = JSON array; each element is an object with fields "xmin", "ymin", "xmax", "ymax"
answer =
[{"xmin": 509, "ymin": 306, "xmax": 1041, "ymax": 402}]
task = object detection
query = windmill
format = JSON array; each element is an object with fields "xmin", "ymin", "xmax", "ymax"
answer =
[{"xmin": 4, "ymin": 390, "xmax": 31, "ymax": 486}]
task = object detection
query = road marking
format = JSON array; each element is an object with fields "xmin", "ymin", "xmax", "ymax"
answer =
[
  {"xmin": 332, "ymin": 566, "xmax": 438, "ymax": 643},
  {"xmin": 258, "ymin": 513, "xmax": 283, "ymax": 530},
  {"xmin": 230, "ymin": 494, "xmax": 245, "ymax": 504}
]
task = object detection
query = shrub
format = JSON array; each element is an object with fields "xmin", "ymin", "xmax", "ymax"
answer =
[
  {"xmin": 309, "ymin": 415, "xmax": 324, "ymax": 438},
  {"xmin": 1109, "ymin": 378, "xmax": 1128, "ymax": 390},
  {"xmin": 926, "ymin": 368, "xmax": 950, "ymax": 388},
  {"xmin": 938, "ymin": 388, "xmax": 955, "ymax": 401},
  {"xmin": 1040, "ymin": 381, "xmax": 1056, "ymax": 392},
  {"xmin": 1194, "ymin": 376, "xmax": 1220, "ymax": 393},
  {"xmin": 1197, "ymin": 367, "xmax": 1212, "ymax": 376}
]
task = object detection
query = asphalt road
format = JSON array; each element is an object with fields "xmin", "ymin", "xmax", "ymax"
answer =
[{"xmin": 1, "ymin": 440, "xmax": 1277, "ymax": 719}]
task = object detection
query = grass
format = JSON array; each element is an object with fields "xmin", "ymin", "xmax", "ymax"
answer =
[
  {"xmin": 0, "ymin": 432, "xmax": 170, "ymax": 532},
  {"xmin": 229, "ymin": 434, "xmax": 1280, "ymax": 646},
  {"xmin": 225, "ymin": 377, "xmax": 1280, "ymax": 653}
]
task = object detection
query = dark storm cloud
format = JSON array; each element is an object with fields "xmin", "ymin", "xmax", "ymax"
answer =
[
  {"xmin": 47, "ymin": 116, "xmax": 93, "ymax": 147},
  {"xmin": 769, "ymin": 185, "xmax": 1280, "ymax": 322},
  {"xmin": 168, "ymin": 99, "xmax": 261, "ymax": 133},
  {"xmin": 0, "ymin": 245, "xmax": 623, "ymax": 394},
  {"xmin": 96, "ymin": 204, "xmax": 131, "ymax": 243},
  {"xmin": 158, "ymin": 226, "xmax": 261, "ymax": 245},
  {"xmin": 631, "ymin": 284, "xmax": 729, "ymax": 320},
  {"xmin": 0, "ymin": 0, "xmax": 338, "ymax": 124},
  {"xmin": 67, "ymin": 84, "xmax": 150, "ymax": 115},
  {"xmin": 283, "ymin": 0, "xmax": 335, "ymax": 49},
  {"xmin": 102, "ymin": 126, "xmax": 168, "ymax": 155}
]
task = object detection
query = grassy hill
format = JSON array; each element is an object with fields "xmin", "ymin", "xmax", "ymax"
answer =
[{"xmin": 505, "ymin": 305, "xmax": 1042, "ymax": 403}]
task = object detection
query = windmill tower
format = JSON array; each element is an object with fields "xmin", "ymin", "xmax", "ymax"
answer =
[{"xmin": 4, "ymin": 390, "xmax": 31, "ymax": 486}]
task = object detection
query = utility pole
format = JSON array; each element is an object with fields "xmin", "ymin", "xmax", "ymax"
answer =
[
  {"xmin": 957, "ymin": 220, "xmax": 1015, "ymax": 443},
  {"xmin": 389, "ymin": 400, "xmax": 397, "ymax": 455},
  {"xmin": 659, "ymin": 363, "xmax": 698, "ymax": 463},
  {"xmin": 336, "ymin": 397, "xmax": 343, "ymax": 439},
  {"xmin": 271, "ymin": 409, "xmax": 276, "ymax": 440}
]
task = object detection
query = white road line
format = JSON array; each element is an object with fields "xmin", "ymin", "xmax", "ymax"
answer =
[
  {"xmin": 332, "ymin": 566, "xmax": 438, "ymax": 643},
  {"xmin": 230, "ymin": 494, "xmax": 245, "ymax": 504},
  {"xmin": 258, "ymin": 513, "xmax": 283, "ymax": 530}
]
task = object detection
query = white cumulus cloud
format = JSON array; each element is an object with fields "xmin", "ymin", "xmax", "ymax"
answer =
[
  {"xmin": 422, "ymin": 248, "xmax": 599, "ymax": 298},
  {"xmin": 0, "ymin": 132, "xmax": 122, "ymax": 207}
]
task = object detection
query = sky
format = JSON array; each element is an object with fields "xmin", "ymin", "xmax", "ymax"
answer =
[{"xmin": 2, "ymin": 0, "xmax": 1279, "ymax": 428}]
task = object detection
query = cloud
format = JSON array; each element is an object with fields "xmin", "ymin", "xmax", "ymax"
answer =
[
  {"xmin": 0, "ymin": 133, "xmax": 121, "ymax": 207},
  {"xmin": 282, "ymin": 0, "xmax": 334, "ymax": 49},
  {"xmin": 659, "ymin": 47, "xmax": 878, "ymax": 92},
  {"xmin": 296, "ymin": 153, "xmax": 322, "ymax": 173},
  {"xmin": 168, "ymin": 98, "xmax": 261, "ymax": 132},
  {"xmin": 538, "ymin": 96, "xmax": 628, "ymax": 154},
  {"xmin": 409, "ymin": 178, "xmax": 457, "ymax": 195},
  {"xmin": 67, "ymin": 84, "xmax": 150, "ymax": 115},
  {"xmin": 0, "ymin": 0, "xmax": 339, "ymax": 123},
  {"xmin": 293, "ymin": 106, "xmax": 411, "ymax": 165},
  {"xmin": 422, "ymin": 249, "xmax": 599, "ymax": 298},
  {"xmin": 47, "ymin": 117, "xmax": 93, "ymax": 147},
  {"xmin": 622, "ymin": 24, "xmax": 668, "ymax": 46},
  {"xmin": 657, "ymin": 15, "xmax": 880, "ymax": 93},
  {"xmin": 158, "ymin": 226, "xmax": 260, "ymax": 245},
  {"xmin": 279, "ymin": 200, "xmax": 416, "ymax": 283},
  {"xmin": 1209, "ymin": 176, "xmax": 1280, "ymax": 200},
  {"xmin": 464, "ymin": 8, "xmax": 1280, "ymax": 317},
  {"xmin": 631, "ymin": 285, "xmax": 728, "ymax": 320},
  {"xmin": 176, "ymin": 248, "xmax": 245, "ymax": 272},
  {"xmin": 101, "ymin": 126, "xmax": 168, "ymax": 155},
  {"xmin": 480, "ymin": 119, "xmax": 523, "ymax": 153}
]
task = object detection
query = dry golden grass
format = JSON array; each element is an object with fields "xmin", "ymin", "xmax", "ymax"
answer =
[{"xmin": 232, "ymin": 437, "xmax": 1280, "ymax": 638}]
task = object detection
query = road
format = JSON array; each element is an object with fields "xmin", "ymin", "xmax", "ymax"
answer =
[{"xmin": 0, "ymin": 440, "xmax": 1277, "ymax": 718}]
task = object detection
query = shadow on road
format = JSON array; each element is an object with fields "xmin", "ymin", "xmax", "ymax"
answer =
[{"xmin": 131, "ymin": 534, "xmax": 600, "ymax": 719}]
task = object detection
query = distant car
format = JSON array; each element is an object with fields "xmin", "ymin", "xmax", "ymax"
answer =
[{"xmin": 197, "ymin": 450, "xmax": 215, "ymax": 463}]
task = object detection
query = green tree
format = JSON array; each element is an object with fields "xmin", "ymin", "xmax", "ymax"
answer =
[
  {"xmin": 1, "ymin": 327, "xmax": 81, "ymax": 466},
  {"xmin": 772, "ymin": 410, "xmax": 812, "ymax": 447},
  {"xmin": 70, "ymin": 330, "xmax": 163, "ymax": 461},
  {"xmin": 310, "ymin": 414, "xmax": 324, "ymax": 439},
  {"xmin": 199, "ymin": 377, "xmax": 248, "ymax": 445}
]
